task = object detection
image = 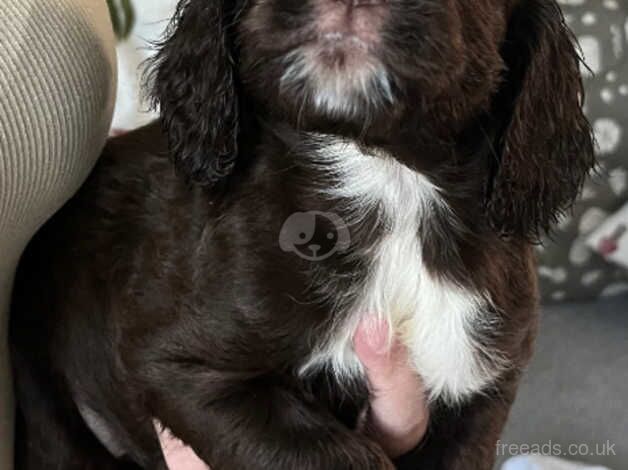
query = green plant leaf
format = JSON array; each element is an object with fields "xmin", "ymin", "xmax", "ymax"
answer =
[{"xmin": 106, "ymin": 0, "xmax": 136, "ymax": 40}]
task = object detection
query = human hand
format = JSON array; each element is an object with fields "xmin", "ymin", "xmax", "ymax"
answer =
[
  {"xmin": 354, "ymin": 317, "xmax": 430, "ymax": 458},
  {"xmin": 157, "ymin": 318, "xmax": 429, "ymax": 468}
]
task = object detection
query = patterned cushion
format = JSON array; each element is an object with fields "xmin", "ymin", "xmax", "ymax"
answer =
[{"xmin": 538, "ymin": 0, "xmax": 628, "ymax": 302}]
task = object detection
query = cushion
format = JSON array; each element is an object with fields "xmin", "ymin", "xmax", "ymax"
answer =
[{"xmin": 539, "ymin": 1, "xmax": 628, "ymax": 302}]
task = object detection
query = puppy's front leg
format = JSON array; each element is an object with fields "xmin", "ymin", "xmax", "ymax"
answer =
[
  {"xmin": 142, "ymin": 365, "xmax": 393, "ymax": 470},
  {"xmin": 398, "ymin": 369, "xmax": 523, "ymax": 470}
]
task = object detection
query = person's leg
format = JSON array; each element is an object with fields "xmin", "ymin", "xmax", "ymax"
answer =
[{"xmin": 0, "ymin": 0, "xmax": 116, "ymax": 467}]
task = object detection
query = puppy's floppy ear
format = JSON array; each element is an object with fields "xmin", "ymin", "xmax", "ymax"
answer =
[
  {"xmin": 148, "ymin": 0, "xmax": 240, "ymax": 185},
  {"xmin": 487, "ymin": 0, "xmax": 595, "ymax": 239}
]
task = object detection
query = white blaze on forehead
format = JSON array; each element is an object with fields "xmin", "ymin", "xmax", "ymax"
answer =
[{"xmin": 299, "ymin": 137, "xmax": 507, "ymax": 404}]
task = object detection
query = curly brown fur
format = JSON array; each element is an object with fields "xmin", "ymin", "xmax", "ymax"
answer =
[
  {"xmin": 11, "ymin": 0, "xmax": 593, "ymax": 469},
  {"xmin": 487, "ymin": 0, "xmax": 596, "ymax": 240}
]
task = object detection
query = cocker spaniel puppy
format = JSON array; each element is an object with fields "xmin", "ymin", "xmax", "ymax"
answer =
[{"xmin": 11, "ymin": 0, "xmax": 595, "ymax": 469}]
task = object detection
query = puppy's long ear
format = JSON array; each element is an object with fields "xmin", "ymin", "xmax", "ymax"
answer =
[
  {"xmin": 487, "ymin": 0, "xmax": 595, "ymax": 239},
  {"xmin": 148, "ymin": 0, "xmax": 239, "ymax": 185}
]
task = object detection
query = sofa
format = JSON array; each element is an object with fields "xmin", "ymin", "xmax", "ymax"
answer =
[{"xmin": 0, "ymin": 1, "xmax": 116, "ymax": 467}]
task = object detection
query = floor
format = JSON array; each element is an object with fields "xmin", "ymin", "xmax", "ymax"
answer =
[{"xmin": 496, "ymin": 295, "xmax": 628, "ymax": 469}]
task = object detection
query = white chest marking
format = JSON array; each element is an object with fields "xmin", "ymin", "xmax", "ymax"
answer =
[{"xmin": 299, "ymin": 138, "xmax": 505, "ymax": 404}]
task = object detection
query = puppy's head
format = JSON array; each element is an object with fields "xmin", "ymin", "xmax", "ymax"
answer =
[
  {"xmin": 239, "ymin": 0, "xmax": 505, "ymax": 123},
  {"xmin": 149, "ymin": 0, "xmax": 595, "ymax": 239}
]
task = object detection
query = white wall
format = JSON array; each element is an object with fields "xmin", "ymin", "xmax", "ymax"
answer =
[{"xmin": 111, "ymin": 0, "xmax": 178, "ymax": 132}]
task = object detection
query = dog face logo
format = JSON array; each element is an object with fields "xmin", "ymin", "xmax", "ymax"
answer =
[{"xmin": 279, "ymin": 211, "xmax": 351, "ymax": 261}]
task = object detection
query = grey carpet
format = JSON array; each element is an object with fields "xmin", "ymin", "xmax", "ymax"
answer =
[{"xmin": 496, "ymin": 295, "xmax": 628, "ymax": 469}]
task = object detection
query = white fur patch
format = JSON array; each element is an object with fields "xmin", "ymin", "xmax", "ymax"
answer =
[
  {"xmin": 299, "ymin": 137, "xmax": 506, "ymax": 404},
  {"xmin": 77, "ymin": 401, "xmax": 127, "ymax": 458},
  {"xmin": 280, "ymin": 47, "xmax": 393, "ymax": 118}
]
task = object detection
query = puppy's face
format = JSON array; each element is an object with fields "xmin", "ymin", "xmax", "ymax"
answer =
[
  {"xmin": 239, "ymin": 0, "xmax": 509, "ymax": 128},
  {"xmin": 151, "ymin": 0, "xmax": 594, "ymax": 239}
]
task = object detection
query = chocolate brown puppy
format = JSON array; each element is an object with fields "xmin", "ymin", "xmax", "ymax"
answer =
[{"xmin": 11, "ymin": 1, "xmax": 594, "ymax": 469}]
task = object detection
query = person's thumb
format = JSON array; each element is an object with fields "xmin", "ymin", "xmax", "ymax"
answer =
[
  {"xmin": 353, "ymin": 317, "xmax": 429, "ymax": 458},
  {"xmin": 353, "ymin": 317, "xmax": 405, "ymax": 386}
]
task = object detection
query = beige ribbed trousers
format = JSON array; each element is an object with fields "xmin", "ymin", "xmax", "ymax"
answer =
[{"xmin": 0, "ymin": 1, "xmax": 116, "ymax": 467}]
